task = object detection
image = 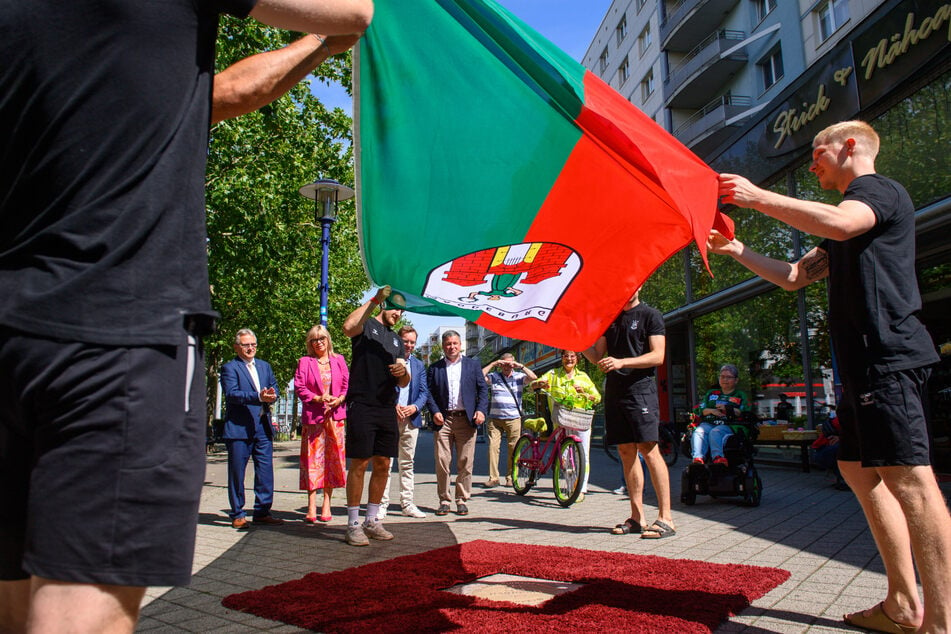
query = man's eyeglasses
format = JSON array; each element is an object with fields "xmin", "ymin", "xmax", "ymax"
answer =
[{"xmin": 238, "ymin": 343, "xmax": 258, "ymax": 349}]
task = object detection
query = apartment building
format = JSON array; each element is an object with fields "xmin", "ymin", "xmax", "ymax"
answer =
[{"xmin": 475, "ymin": 0, "xmax": 951, "ymax": 473}]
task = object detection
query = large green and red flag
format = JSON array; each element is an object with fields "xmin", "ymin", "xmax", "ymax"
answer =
[{"xmin": 354, "ymin": 0, "xmax": 731, "ymax": 350}]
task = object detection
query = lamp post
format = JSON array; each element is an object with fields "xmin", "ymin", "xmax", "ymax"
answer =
[{"xmin": 299, "ymin": 178, "xmax": 355, "ymax": 326}]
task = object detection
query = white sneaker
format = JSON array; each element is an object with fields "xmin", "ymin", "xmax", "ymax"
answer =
[
  {"xmin": 402, "ymin": 504, "xmax": 427, "ymax": 518},
  {"xmin": 363, "ymin": 520, "xmax": 394, "ymax": 541},
  {"xmin": 345, "ymin": 524, "xmax": 369, "ymax": 547}
]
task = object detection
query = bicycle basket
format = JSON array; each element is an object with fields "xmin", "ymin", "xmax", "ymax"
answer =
[{"xmin": 552, "ymin": 402, "xmax": 594, "ymax": 431}]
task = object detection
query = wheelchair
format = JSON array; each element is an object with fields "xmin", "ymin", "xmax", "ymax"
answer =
[{"xmin": 680, "ymin": 413, "xmax": 762, "ymax": 507}]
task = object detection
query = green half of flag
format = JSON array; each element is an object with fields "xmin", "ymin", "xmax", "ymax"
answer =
[{"xmin": 355, "ymin": 0, "xmax": 729, "ymax": 349}]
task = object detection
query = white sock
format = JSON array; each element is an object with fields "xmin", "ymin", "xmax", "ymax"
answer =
[
  {"xmin": 347, "ymin": 506, "xmax": 361, "ymax": 526},
  {"xmin": 366, "ymin": 502, "xmax": 380, "ymax": 524}
]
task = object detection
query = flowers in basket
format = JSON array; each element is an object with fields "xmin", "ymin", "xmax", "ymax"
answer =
[{"xmin": 549, "ymin": 382, "xmax": 598, "ymax": 411}]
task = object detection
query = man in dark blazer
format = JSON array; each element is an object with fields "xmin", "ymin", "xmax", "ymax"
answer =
[
  {"xmin": 220, "ymin": 328, "xmax": 282, "ymax": 529},
  {"xmin": 427, "ymin": 330, "xmax": 488, "ymax": 516},
  {"xmin": 381, "ymin": 326, "xmax": 430, "ymax": 519}
]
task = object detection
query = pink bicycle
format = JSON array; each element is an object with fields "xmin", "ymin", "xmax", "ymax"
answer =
[{"xmin": 511, "ymin": 392, "xmax": 589, "ymax": 507}]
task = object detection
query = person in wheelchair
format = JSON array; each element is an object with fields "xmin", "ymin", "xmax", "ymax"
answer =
[{"xmin": 689, "ymin": 364, "xmax": 750, "ymax": 466}]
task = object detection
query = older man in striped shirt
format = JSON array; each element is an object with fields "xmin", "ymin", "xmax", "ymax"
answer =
[{"xmin": 482, "ymin": 353, "xmax": 537, "ymax": 488}]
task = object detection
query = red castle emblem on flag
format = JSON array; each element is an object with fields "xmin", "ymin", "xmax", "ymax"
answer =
[{"xmin": 423, "ymin": 242, "xmax": 581, "ymax": 322}]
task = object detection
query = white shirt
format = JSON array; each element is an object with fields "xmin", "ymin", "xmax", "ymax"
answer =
[
  {"xmin": 446, "ymin": 356, "xmax": 464, "ymax": 411},
  {"xmin": 246, "ymin": 360, "xmax": 261, "ymax": 393}
]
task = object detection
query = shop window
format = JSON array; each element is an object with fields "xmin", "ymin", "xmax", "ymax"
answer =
[
  {"xmin": 638, "ymin": 24, "xmax": 652, "ymax": 57},
  {"xmin": 646, "ymin": 250, "xmax": 686, "ymax": 314},
  {"xmin": 616, "ymin": 14, "xmax": 627, "ymax": 46},
  {"xmin": 598, "ymin": 46, "xmax": 609, "ymax": 73},
  {"xmin": 692, "ymin": 288, "xmax": 830, "ymax": 422},
  {"xmin": 617, "ymin": 56, "xmax": 629, "ymax": 86},
  {"xmin": 870, "ymin": 68, "xmax": 951, "ymax": 208},
  {"xmin": 759, "ymin": 47, "xmax": 784, "ymax": 91},
  {"xmin": 815, "ymin": 0, "xmax": 849, "ymax": 43}
]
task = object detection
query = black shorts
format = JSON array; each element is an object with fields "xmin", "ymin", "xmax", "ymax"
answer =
[
  {"xmin": 604, "ymin": 382, "xmax": 660, "ymax": 445},
  {"xmin": 0, "ymin": 327, "xmax": 206, "ymax": 586},
  {"xmin": 345, "ymin": 401, "xmax": 399, "ymax": 459},
  {"xmin": 837, "ymin": 367, "xmax": 931, "ymax": 467}
]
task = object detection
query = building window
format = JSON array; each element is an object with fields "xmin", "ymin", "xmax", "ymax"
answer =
[
  {"xmin": 756, "ymin": 0, "xmax": 777, "ymax": 22},
  {"xmin": 615, "ymin": 14, "xmax": 627, "ymax": 46},
  {"xmin": 816, "ymin": 0, "xmax": 849, "ymax": 42},
  {"xmin": 599, "ymin": 46, "xmax": 609, "ymax": 73},
  {"xmin": 636, "ymin": 0, "xmax": 647, "ymax": 11},
  {"xmin": 638, "ymin": 24, "xmax": 652, "ymax": 57},
  {"xmin": 641, "ymin": 68, "xmax": 655, "ymax": 102},
  {"xmin": 618, "ymin": 56, "xmax": 630, "ymax": 86},
  {"xmin": 760, "ymin": 47, "xmax": 784, "ymax": 90}
]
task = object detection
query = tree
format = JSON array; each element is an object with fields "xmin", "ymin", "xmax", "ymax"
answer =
[{"xmin": 204, "ymin": 19, "xmax": 369, "ymax": 418}]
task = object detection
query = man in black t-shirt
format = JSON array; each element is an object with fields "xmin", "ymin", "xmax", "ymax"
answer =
[
  {"xmin": 0, "ymin": 1, "xmax": 374, "ymax": 631},
  {"xmin": 584, "ymin": 289, "xmax": 675, "ymax": 540},
  {"xmin": 711, "ymin": 120, "xmax": 949, "ymax": 633},
  {"xmin": 341, "ymin": 286, "xmax": 410, "ymax": 547}
]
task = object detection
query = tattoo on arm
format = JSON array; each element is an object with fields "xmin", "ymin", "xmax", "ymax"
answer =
[{"xmin": 801, "ymin": 249, "xmax": 828, "ymax": 281}]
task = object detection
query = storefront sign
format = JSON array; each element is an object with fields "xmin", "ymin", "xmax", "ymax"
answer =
[
  {"xmin": 758, "ymin": 48, "xmax": 859, "ymax": 157},
  {"xmin": 854, "ymin": 0, "xmax": 951, "ymax": 104}
]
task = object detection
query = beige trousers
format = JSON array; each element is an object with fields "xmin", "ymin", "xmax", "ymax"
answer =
[
  {"xmin": 487, "ymin": 417, "xmax": 521, "ymax": 480},
  {"xmin": 434, "ymin": 412, "xmax": 477, "ymax": 504}
]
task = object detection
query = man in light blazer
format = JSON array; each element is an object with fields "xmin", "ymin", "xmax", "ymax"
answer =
[
  {"xmin": 427, "ymin": 330, "xmax": 488, "ymax": 516},
  {"xmin": 380, "ymin": 326, "xmax": 430, "ymax": 518},
  {"xmin": 220, "ymin": 329, "xmax": 282, "ymax": 529}
]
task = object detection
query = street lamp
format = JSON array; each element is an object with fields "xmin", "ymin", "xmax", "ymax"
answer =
[{"xmin": 299, "ymin": 178, "xmax": 355, "ymax": 326}]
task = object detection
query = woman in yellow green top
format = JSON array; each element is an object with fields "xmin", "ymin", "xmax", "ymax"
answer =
[{"xmin": 532, "ymin": 350, "xmax": 601, "ymax": 497}]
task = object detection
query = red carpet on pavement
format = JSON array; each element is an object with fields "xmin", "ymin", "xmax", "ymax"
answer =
[{"xmin": 222, "ymin": 539, "xmax": 790, "ymax": 633}]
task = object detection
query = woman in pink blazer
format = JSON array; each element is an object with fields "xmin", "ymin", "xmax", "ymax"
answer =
[{"xmin": 295, "ymin": 325, "xmax": 349, "ymax": 523}]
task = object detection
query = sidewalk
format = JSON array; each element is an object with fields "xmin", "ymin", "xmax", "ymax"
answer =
[{"xmin": 136, "ymin": 431, "xmax": 949, "ymax": 632}]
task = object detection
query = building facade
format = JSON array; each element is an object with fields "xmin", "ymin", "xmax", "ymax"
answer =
[{"xmin": 476, "ymin": 0, "xmax": 951, "ymax": 474}]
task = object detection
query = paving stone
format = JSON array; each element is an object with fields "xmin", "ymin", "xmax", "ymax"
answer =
[{"xmin": 130, "ymin": 435, "xmax": 950, "ymax": 633}]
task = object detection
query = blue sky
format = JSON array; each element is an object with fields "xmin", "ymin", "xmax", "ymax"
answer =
[{"xmin": 330, "ymin": 1, "xmax": 613, "ymax": 339}]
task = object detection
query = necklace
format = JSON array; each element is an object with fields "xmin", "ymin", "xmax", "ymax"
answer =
[{"xmin": 317, "ymin": 357, "xmax": 330, "ymax": 365}]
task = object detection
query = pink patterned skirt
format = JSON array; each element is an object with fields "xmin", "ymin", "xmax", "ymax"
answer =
[{"xmin": 300, "ymin": 418, "xmax": 347, "ymax": 491}]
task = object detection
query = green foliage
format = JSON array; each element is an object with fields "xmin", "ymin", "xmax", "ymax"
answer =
[{"xmin": 205, "ymin": 18, "xmax": 369, "ymax": 412}]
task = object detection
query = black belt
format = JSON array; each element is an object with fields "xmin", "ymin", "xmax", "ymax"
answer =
[{"xmin": 445, "ymin": 409, "xmax": 466, "ymax": 415}]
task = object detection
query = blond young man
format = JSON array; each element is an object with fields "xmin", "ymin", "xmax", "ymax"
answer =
[{"xmin": 711, "ymin": 120, "xmax": 950, "ymax": 634}]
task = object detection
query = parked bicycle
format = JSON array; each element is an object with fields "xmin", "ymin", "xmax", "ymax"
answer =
[{"xmin": 511, "ymin": 391, "xmax": 589, "ymax": 507}]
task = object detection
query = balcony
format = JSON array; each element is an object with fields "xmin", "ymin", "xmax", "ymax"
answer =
[
  {"xmin": 660, "ymin": 0, "xmax": 740, "ymax": 51},
  {"xmin": 672, "ymin": 94, "xmax": 753, "ymax": 155},
  {"xmin": 663, "ymin": 30, "xmax": 747, "ymax": 110}
]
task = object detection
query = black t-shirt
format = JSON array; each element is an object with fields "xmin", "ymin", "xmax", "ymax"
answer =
[
  {"xmin": 0, "ymin": 0, "xmax": 255, "ymax": 345},
  {"xmin": 602, "ymin": 301, "xmax": 665, "ymax": 392},
  {"xmin": 820, "ymin": 174, "xmax": 938, "ymax": 376},
  {"xmin": 348, "ymin": 318, "xmax": 403, "ymax": 407}
]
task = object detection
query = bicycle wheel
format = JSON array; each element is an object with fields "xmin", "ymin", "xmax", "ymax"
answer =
[
  {"xmin": 553, "ymin": 436, "xmax": 585, "ymax": 507},
  {"xmin": 511, "ymin": 435, "xmax": 537, "ymax": 495},
  {"xmin": 659, "ymin": 425, "xmax": 678, "ymax": 467}
]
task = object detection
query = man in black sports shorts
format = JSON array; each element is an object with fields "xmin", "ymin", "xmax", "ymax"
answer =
[
  {"xmin": 585, "ymin": 289, "xmax": 675, "ymax": 540},
  {"xmin": 712, "ymin": 120, "xmax": 950, "ymax": 633},
  {"xmin": 341, "ymin": 286, "xmax": 410, "ymax": 547},
  {"xmin": 0, "ymin": 1, "xmax": 373, "ymax": 630}
]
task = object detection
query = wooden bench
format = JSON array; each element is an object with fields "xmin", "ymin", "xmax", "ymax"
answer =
[{"xmin": 752, "ymin": 438, "xmax": 812, "ymax": 472}]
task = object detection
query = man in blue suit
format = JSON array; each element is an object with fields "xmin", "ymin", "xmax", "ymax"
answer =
[
  {"xmin": 220, "ymin": 329, "xmax": 283, "ymax": 529},
  {"xmin": 380, "ymin": 326, "xmax": 430, "ymax": 519},
  {"xmin": 427, "ymin": 330, "xmax": 488, "ymax": 516}
]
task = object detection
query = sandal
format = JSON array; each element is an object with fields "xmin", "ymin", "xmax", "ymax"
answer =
[
  {"xmin": 611, "ymin": 518, "xmax": 647, "ymax": 535},
  {"xmin": 641, "ymin": 519, "xmax": 676, "ymax": 539},
  {"xmin": 843, "ymin": 602, "xmax": 917, "ymax": 634}
]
